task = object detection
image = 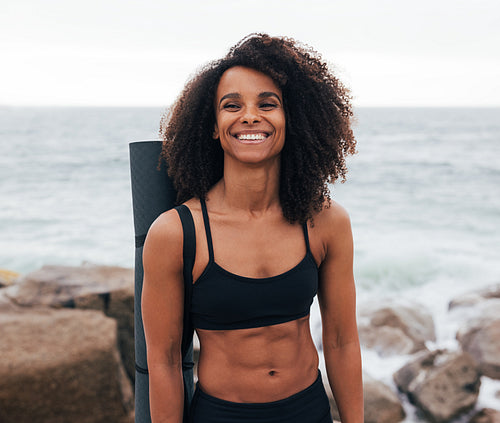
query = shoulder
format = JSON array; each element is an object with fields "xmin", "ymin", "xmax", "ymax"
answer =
[
  {"xmin": 309, "ymin": 199, "xmax": 353, "ymax": 264},
  {"xmin": 143, "ymin": 207, "xmax": 186, "ymax": 275},
  {"xmin": 312, "ymin": 199, "xmax": 352, "ymax": 240},
  {"xmin": 314, "ymin": 199, "xmax": 351, "ymax": 229},
  {"xmin": 145, "ymin": 208, "xmax": 184, "ymax": 249},
  {"xmin": 143, "ymin": 200, "xmax": 200, "ymax": 262}
]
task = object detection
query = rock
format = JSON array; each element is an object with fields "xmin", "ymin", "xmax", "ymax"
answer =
[
  {"xmin": 449, "ymin": 284, "xmax": 500, "ymax": 309},
  {"xmin": 358, "ymin": 325, "xmax": 416, "ymax": 357},
  {"xmin": 393, "ymin": 349, "xmax": 481, "ymax": 422},
  {"xmin": 457, "ymin": 318, "xmax": 500, "ymax": 379},
  {"xmin": 0, "ymin": 268, "xmax": 19, "ymax": 287},
  {"xmin": 358, "ymin": 301, "xmax": 436, "ymax": 356},
  {"xmin": 0, "ymin": 307, "xmax": 134, "ymax": 423},
  {"xmin": 469, "ymin": 408, "xmax": 500, "ymax": 423},
  {"xmin": 364, "ymin": 374, "xmax": 406, "ymax": 423},
  {"xmin": 0, "ymin": 289, "xmax": 20, "ymax": 312},
  {"xmin": 5, "ymin": 264, "xmax": 133, "ymax": 307},
  {"xmin": 450, "ymin": 299, "xmax": 500, "ymax": 325},
  {"xmin": 5, "ymin": 264, "xmax": 135, "ymax": 382},
  {"xmin": 322, "ymin": 370, "xmax": 405, "ymax": 423}
]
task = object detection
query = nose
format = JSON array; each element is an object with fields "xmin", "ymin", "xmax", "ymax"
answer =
[{"xmin": 240, "ymin": 106, "xmax": 261, "ymax": 124}]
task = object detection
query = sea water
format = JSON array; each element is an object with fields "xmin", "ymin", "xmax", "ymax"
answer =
[{"xmin": 1, "ymin": 106, "xmax": 499, "ymax": 419}]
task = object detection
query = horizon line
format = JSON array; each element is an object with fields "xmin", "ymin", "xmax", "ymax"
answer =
[{"xmin": 1, "ymin": 104, "xmax": 500, "ymax": 109}]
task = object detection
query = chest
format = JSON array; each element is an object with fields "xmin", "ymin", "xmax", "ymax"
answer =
[{"xmin": 208, "ymin": 219, "xmax": 307, "ymax": 279}]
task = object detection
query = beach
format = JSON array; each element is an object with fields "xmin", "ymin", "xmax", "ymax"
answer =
[{"xmin": 1, "ymin": 106, "xmax": 499, "ymax": 421}]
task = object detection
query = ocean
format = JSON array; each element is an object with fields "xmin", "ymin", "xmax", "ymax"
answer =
[{"xmin": 1, "ymin": 106, "xmax": 499, "ymax": 419}]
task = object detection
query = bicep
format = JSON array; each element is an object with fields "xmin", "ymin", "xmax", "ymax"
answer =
[{"xmin": 141, "ymin": 211, "xmax": 184, "ymax": 365}]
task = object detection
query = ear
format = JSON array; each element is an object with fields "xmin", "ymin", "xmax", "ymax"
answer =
[{"xmin": 212, "ymin": 124, "xmax": 219, "ymax": 140}]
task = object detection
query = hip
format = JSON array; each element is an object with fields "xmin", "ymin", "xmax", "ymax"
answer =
[{"xmin": 189, "ymin": 369, "xmax": 332, "ymax": 423}]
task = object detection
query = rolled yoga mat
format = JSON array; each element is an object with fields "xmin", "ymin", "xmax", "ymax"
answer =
[{"xmin": 129, "ymin": 140, "xmax": 194, "ymax": 423}]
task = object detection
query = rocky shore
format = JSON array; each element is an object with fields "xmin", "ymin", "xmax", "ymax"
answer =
[{"xmin": 1, "ymin": 264, "xmax": 499, "ymax": 422}]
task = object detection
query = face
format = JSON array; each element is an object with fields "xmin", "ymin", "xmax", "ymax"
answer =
[{"xmin": 213, "ymin": 66, "xmax": 286, "ymax": 165}]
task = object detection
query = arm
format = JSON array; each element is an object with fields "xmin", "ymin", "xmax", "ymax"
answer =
[
  {"xmin": 316, "ymin": 203, "xmax": 363, "ymax": 423},
  {"xmin": 142, "ymin": 210, "xmax": 185, "ymax": 423}
]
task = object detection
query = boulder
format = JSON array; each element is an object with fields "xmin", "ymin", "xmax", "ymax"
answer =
[
  {"xmin": 4, "ymin": 264, "xmax": 133, "ymax": 308},
  {"xmin": 469, "ymin": 408, "xmax": 500, "ymax": 423},
  {"xmin": 0, "ymin": 289, "xmax": 20, "ymax": 313},
  {"xmin": 0, "ymin": 307, "xmax": 133, "ymax": 423},
  {"xmin": 358, "ymin": 325, "xmax": 416, "ymax": 357},
  {"xmin": 0, "ymin": 268, "xmax": 19, "ymax": 288},
  {"xmin": 449, "ymin": 284, "xmax": 500, "ymax": 309},
  {"xmin": 358, "ymin": 301, "xmax": 436, "ymax": 356},
  {"xmin": 5, "ymin": 264, "xmax": 135, "ymax": 382},
  {"xmin": 393, "ymin": 349, "xmax": 481, "ymax": 422},
  {"xmin": 322, "ymin": 371, "xmax": 405, "ymax": 423},
  {"xmin": 364, "ymin": 374, "xmax": 406, "ymax": 423},
  {"xmin": 457, "ymin": 317, "xmax": 500, "ymax": 379}
]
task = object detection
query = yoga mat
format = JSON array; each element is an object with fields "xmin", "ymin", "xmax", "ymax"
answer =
[{"xmin": 130, "ymin": 140, "xmax": 193, "ymax": 423}]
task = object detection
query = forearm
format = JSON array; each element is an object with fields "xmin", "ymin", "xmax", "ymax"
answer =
[
  {"xmin": 148, "ymin": 363, "xmax": 184, "ymax": 423},
  {"xmin": 324, "ymin": 340, "xmax": 363, "ymax": 423}
]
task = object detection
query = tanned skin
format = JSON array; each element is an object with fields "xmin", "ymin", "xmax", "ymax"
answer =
[{"xmin": 142, "ymin": 67, "xmax": 363, "ymax": 423}]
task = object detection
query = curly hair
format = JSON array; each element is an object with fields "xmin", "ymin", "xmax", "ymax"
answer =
[{"xmin": 160, "ymin": 33, "xmax": 356, "ymax": 224}]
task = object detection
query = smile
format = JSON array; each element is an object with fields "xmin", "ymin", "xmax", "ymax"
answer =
[{"xmin": 233, "ymin": 132, "xmax": 270, "ymax": 143}]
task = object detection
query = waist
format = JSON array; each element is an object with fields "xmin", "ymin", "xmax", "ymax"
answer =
[
  {"xmin": 196, "ymin": 322, "xmax": 319, "ymax": 402},
  {"xmin": 189, "ymin": 370, "xmax": 333, "ymax": 423},
  {"xmin": 196, "ymin": 369, "xmax": 324, "ymax": 407}
]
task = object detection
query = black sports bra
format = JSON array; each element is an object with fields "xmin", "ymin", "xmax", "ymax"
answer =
[{"xmin": 191, "ymin": 199, "xmax": 318, "ymax": 330}]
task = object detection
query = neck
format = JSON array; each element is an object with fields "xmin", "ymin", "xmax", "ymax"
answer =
[{"xmin": 214, "ymin": 157, "xmax": 281, "ymax": 215}]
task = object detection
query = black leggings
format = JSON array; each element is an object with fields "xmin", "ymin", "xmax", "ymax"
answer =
[{"xmin": 189, "ymin": 370, "xmax": 333, "ymax": 423}]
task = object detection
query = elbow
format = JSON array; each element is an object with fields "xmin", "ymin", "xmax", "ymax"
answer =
[
  {"xmin": 323, "ymin": 332, "xmax": 360, "ymax": 352},
  {"xmin": 147, "ymin": 346, "xmax": 183, "ymax": 369}
]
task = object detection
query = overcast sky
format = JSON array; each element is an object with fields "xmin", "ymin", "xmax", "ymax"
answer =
[{"xmin": 1, "ymin": 0, "xmax": 499, "ymax": 107}]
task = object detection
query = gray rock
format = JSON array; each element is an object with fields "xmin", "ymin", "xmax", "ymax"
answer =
[
  {"xmin": 359, "ymin": 325, "xmax": 416, "ymax": 357},
  {"xmin": 457, "ymin": 317, "xmax": 500, "ymax": 379},
  {"xmin": 322, "ymin": 370, "xmax": 405, "ymax": 423},
  {"xmin": 393, "ymin": 349, "xmax": 481, "ymax": 422},
  {"xmin": 5, "ymin": 264, "xmax": 133, "ymax": 307},
  {"xmin": 0, "ymin": 289, "xmax": 20, "ymax": 312},
  {"xmin": 449, "ymin": 284, "xmax": 500, "ymax": 309},
  {"xmin": 469, "ymin": 408, "xmax": 500, "ymax": 423},
  {"xmin": 5, "ymin": 264, "xmax": 135, "ymax": 382},
  {"xmin": 0, "ymin": 307, "xmax": 133, "ymax": 423},
  {"xmin": 358, "ymin": 301, "xmax": 436, "ymax": 356},
  {"xmin": 364, "ymin": 374, "xmax": 406, "ymax": 423}
]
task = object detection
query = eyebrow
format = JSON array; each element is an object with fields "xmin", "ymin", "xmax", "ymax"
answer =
[{"xmin": 219, "ymin": 91, "xmax": 282, "ymax": 106}]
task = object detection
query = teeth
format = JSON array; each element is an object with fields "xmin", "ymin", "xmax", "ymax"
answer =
[{"xmin": 237, "ymin": 133, "xmax": 267, "ymax": 140}]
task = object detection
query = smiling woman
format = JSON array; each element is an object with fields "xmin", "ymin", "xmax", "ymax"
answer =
[
  {"xmin": 213, "ymin": 66, "xmax": 286, "ymax": 166},
  {"xmin": 160, "ymin": 33, "xmax": 356, "ymax": 224},
  {"xmin": 143, "ymin": 33, "xmax": 362, "ymax": 423}
]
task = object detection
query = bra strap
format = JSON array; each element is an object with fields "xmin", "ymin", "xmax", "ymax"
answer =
[
  {"xmin": 200, "ymin": 198, "xmax": 215, "ymax": 262},
  {"xmin": 302, "ymin": 222, "xmax": 311, "ymax": 252},
  {"xmin": 174, "ymin": 204, "xmax": 196, "ymax": 420},
  {"xmin": 174, "ymin": 205, "xmax": 195, "ymax": 359}
]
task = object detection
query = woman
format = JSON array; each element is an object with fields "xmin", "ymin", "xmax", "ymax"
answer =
[{"xmin": 142, "ymin": 33, "xmax": 362, "ymax": 423}]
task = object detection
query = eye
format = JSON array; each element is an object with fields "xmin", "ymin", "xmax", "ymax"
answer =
[
  {"xmin": 260, "ymin": 102, "xmax": 278, "ymax": 110},
  {"xmin": 222, "ymin": 103, "xmax": 240, "ymax": 110}
]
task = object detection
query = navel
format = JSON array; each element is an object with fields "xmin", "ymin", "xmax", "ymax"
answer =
[{"xmin": 268, "ymin": 370, "xmax": 277, "ymax": 376}]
